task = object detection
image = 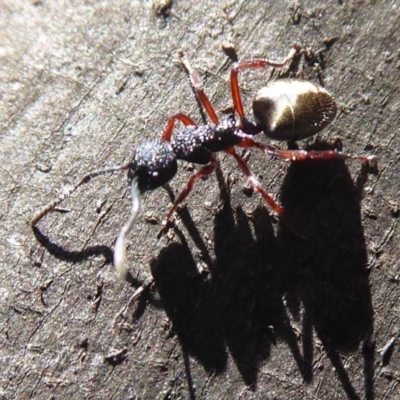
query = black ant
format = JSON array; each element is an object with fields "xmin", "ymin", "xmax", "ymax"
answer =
[{"xmin": 31, "ymin": 45, "xmax": 376, "ymax": 280}]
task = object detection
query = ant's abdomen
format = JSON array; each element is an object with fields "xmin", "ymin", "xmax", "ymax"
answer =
[{"xmin": 253, "ymin": 79, "xmax": 337, "ymax": 142}]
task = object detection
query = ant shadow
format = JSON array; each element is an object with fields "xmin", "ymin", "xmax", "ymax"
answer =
[
  {"xmin": 31, "ymin": 226, "xmax": 151, "ymax": 289},
  {"xmin": 276, "ymin": 145, "xmax": 375, "ymax": 399},
  {"xmin": 32, "ymin": 226, "xmax": 113, "ymax": 264},
  {"xmin": 31, "ymin": 143, "xmax": 375, "ymax": 398},
  {"xmin": 149, "ymin": 142, "xmax": 375, "ymax": 397}
]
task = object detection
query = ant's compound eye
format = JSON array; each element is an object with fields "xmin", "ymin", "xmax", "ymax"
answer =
[
  {"xmin": 129, "ymin": 140, "xmax": 178, "ymax": 193},
  {"xmin": 253, "ymin": 79, "xmax": 337, "ymax": 141}
]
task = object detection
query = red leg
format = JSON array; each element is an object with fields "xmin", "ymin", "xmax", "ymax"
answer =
[
  {"xmin": 179, "ymin": 52, "xmax": 220, "ymax": 125},
  {"xmin": 162, "ymin": 113, "xmax": 197, "ymax": 141},
  {"xmin": 237, "ymin": 137, "xmax": 376, "ymax": 164},
  {"xmin": 267, "ymin": 149, "xmax": 376, "ymax": 163},
  {"xmin": 225, "ymin": 147, "xmax": 284, "ymax": 215},
  {"xmin": 230, "ymin": 45, "xmax": 300, "ymax": 119},
  {"xmin": 167, "ymin": 155, "xmax": 217, "ymax": 220}
]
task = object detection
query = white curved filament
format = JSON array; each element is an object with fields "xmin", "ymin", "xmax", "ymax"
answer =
[{"xmin": 114, "ymin": 177, "xmax": 141, "ymax": 280}]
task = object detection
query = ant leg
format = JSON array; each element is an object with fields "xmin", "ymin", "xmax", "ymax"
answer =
[
  {"xmin": 114, "ymin": 176, "xmax": 142, "ymax": 280},
  {"xmin": 31, "ymin": 164, "xmax": 131, "ymax": 227},
  {"xmin": 166, "ymin": 155, "xmax": 217, "ymax": 220},
  {"xmin": 162, "ymin": 113, "xmax": 197, "ymax": 141},
  {"xmin": 237, "ymin": 137, "xmax": 376, "ymax": 164},
  {"xmin": 266, "ymin": 148, "xmax": 377, "ymax": 163},
  {"xmin": 179, "ymin": 52, "xmax": 220, "ymax": 125},
  {"xmin": 225, "ymin": 147, "xmax": 284, "ymax": 215},
  {"xmin": 230, "ymin": 44, "xmax": 301, "ymax": 119}
]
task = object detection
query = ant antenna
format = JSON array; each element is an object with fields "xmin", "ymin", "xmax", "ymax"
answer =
[
  {"xmin": 114, "ymin": 176, "xmax": 142, "ymax": 280},
  {"xmin": 31, "ymin": 164, "xmax": 131, "ymax": 227}
]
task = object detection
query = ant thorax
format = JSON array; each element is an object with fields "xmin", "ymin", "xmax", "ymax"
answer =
[{"xmin": 170, "ymin": 115, "xmax": 242, "ymax": 164}]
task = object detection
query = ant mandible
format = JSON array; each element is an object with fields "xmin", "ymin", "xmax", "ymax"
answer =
[{"xmin": 31, "ymin": 44, "xmax": 376, "ymax": 280}]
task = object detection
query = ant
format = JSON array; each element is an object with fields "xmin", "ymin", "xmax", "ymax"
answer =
[{"xmin": 31, "ymin": 44, "xmax": 376, "ymax": 281}]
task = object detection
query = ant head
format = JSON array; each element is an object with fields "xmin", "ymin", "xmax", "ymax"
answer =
[
  {"xmin": 115, "ymin": 139, "xmax": 178, "ymax": 280},
  {"xmin": 128, "ymin": 139, "xmax": 178, "ymax": 193}
]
